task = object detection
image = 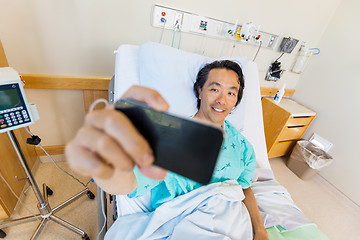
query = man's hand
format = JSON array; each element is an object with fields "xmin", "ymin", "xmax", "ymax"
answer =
[
  {"xmin": 253, "ymin": 228, "xmax": 268, "ymax": 240},
  {"xmin": 65, "ymin": 85, "xmax": 169, "ymax": 194}
]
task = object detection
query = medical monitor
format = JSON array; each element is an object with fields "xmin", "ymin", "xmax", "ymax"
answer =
[{"xmin": 0, "ymin": 67, "xmax": 35, "ymax": 133}]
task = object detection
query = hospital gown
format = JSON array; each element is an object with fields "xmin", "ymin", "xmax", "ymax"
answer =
[{"xmin": 128, "ymin": 120, "xmax": 256, "ymax": 210}]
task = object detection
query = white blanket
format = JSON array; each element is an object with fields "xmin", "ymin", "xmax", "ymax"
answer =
[
  {"xmin": 105, "ymin": 180, "xmax": 253, "ymax": 240},
  {"xmin": 251, "ymin": 180, "xmax": 310, "ymax": 231}
]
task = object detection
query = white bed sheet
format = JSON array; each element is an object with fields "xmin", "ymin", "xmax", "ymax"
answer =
[
  {"xmin": 107, "ymin": 181, "xmax": 251, "ymax": 240},
  {"xmin": 109, "ymin": 180, "xmax": 310, "ymax": 240}
]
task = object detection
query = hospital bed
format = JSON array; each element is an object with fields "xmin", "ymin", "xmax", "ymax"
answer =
[{"xmin": 97, "ymin": 42, "xmax": 329, "ymax": 239}]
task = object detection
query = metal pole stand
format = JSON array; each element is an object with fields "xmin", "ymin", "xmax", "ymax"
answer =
[{"xmin": 0, "ymin": 131, "xmax": 95, "ymax": 240}]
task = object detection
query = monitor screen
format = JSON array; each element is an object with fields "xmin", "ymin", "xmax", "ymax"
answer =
[
  {"xmin": 0, "ymin": 88, "xmax": 22, "ymax": 111},
  {"xmin": 0, "ymin": 83, "xmax": 32, "ymax": 132}
]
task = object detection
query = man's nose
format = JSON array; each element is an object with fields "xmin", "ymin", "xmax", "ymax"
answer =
[{"xmin": 216, "ymin": 93, "xmax": 227, "ymax": 105}]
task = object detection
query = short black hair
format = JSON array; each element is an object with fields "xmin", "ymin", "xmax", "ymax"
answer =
[{"xmin": 193, "ymin": 60, "xmax": 245, "ymax": 109}]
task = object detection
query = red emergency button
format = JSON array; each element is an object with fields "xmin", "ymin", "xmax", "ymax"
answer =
[{"xmin": 161, "ymin": 12, "xmax": 166, "ymax": 16}]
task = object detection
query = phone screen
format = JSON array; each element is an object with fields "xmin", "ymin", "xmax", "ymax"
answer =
[{"xmin": 115, "ymin": 99, "xmax": 224, "ymax": 184}]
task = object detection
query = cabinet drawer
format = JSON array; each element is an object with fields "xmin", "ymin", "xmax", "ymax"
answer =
[
  {"xmin": 268, "ymin": 140, "xmax": 297, "ymax": 158},
  {"xmin": 287, "ymin": 116, "xmax": 313, "ymax": 127},
  {"xmin": 278, "ymin": 126, "xmax": 307, "ymax": 141}
]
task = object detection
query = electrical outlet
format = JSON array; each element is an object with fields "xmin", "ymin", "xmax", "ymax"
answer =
[
  {"xmin": 268, "ymin": 36, "xmax": 276, "ymax": 48},
  {"xmin": 174, "ymin": 12, "xmax": 183, "ymax": 28}
]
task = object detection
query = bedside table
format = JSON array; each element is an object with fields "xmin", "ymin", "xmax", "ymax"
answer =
[{"xmin": 262, "ymin": 97, "xmax": 316, "ymax": 159}]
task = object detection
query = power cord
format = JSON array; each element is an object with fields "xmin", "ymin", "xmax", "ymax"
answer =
[
  {"xmin": 97, "ymin": 188, "xmax": 107, "ymax": 240},
  {"xmin": 24, "ymin": 98, "xmax": 110, "ymax": 187},
  {"xmin": 253, "ymin": 40, "xmax": 262, "ymax": 61},
  {"xmin": 275, "ymin": 52, "xmax": 285, "ymax": 62},
  {"xmin": 25, "ymin": 127, "xmax": 92, "ymax": 188}
]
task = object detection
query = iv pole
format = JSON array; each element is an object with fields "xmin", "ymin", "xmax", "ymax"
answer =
[{"xmin": 0, "ymin": 130, "xmax": 93, "ymax": 240}]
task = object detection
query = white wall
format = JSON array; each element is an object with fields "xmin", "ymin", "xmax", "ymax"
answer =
[
  {"xmin": 0, "ymin": 0, "xmax": 341, "ymax": 83},
  {"xmin": 0, "ymin": 1, "xmax": 341, "ymax": 143},
  {"xmin": 293, "ymin": 0, "xmax": 360, "ymax": 206}
]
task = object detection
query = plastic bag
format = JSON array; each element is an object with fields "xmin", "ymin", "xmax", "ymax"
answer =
[{"xmin": 291, "ymin": 140, "xmax": 333, "ymax": 170}]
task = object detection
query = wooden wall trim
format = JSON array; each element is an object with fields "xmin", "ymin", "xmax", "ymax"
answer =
[
  {"xmin": 35, "ymin": 145, "xmax": 65, "ymax": 156},
  {"xmin": 21, "ymin": 74, "xmax": 111, "ymax": 90},
  {"xmin": 20, "ymin": 74, "xmax": 294, "ymax": 96},
  {"xmin": 0, "ymin": 40, "xmax": 9, "ymax": 68}
]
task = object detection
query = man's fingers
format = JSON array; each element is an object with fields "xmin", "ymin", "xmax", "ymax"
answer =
[
  {"xmin": 122, "ymin": 85, "xmax": 169, "ymax": 112},
  {"xmin": 139, "ymin": 165, "xmax": 168, "ymax": 180},
  {"xmin": 65, "ymin": 141, "xmax": 114, "ymax": 179},
  {"xmin": 76, "ymin": 125, "xmax": 135, "ymax": 171},
  {"xmin": 66, "ymin": 85, "xmax": 170, "ymax": 184},
  {"xmin": 85, "ymin": 108, "xmax": 154, "ymax": 167}
]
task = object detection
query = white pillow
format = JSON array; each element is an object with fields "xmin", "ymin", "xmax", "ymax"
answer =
[
  {"xmin": 138, "ymin": 42, "xmax": 248, "ymax": 132},
  {"xmin": 114, "ymin": 45, "xmax": 139, "ymax": 99}
]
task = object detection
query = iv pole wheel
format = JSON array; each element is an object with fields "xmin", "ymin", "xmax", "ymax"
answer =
[{"xmin": 0, "ymin": 229, "xmax": 6, "ymax": 238}]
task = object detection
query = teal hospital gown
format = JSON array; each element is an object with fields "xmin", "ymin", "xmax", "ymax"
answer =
[{"xmin": 128, "ymin": 120, "xmax": 256, "ymax": 210}]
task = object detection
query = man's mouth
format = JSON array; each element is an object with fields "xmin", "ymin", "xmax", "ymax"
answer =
[{"xmin": 212, "ymin": 107, "xmax": 225, "ymax": 113}]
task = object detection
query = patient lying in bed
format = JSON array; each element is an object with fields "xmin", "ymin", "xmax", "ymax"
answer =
[{"xmin": 66, "ymin": 60, "xmax": 268, "ymax": 239}]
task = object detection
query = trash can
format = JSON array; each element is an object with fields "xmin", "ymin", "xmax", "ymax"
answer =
[{"xmin": 287, "ymin": 140, "xmax": 333, "ymax": 180}]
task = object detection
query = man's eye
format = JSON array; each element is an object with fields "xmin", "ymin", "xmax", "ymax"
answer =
[
  {"xmin": 228, "ymin": 92, "xmax": 236, "ymax": 96},
  {"xmin": 211, "ymin": 89, "xmax": 218, "ymax": 92}
]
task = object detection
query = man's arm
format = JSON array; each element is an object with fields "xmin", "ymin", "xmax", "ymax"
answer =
[
  {"xmin": 65, "ymin": 86, "xmax": 169, "ymax": 195},
  {"xmin": 243, "ymin": 187, "xmax": 268, "ymax": 240}
]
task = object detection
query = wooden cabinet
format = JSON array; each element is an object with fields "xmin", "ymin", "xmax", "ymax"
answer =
[
  {"xmin": 262, "ymin": 97, "xmax": 316, "ymax": 159},
  {"xmin": 0, "ymin": 40, "xmax": 38, "ymax": 219},
  {"xmin": 0, "ymin": 129, "xmax": 38, "ymax": 219}
]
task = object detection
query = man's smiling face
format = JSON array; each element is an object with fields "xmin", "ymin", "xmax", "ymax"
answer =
[{"xmin": 195, "ymin": 68, "xmax": 240, "ymax": 127}]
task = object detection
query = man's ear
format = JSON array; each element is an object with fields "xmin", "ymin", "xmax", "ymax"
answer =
[{"xmin": 197, "ymin": 87, "xmax": 202, "ymax": 100}]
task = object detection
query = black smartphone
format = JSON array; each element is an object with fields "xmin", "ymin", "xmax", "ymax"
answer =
[{"xmin": 115, "ymin": 99, "xmax": 224, "ymax": 184}]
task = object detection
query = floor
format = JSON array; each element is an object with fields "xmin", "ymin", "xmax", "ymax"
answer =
[
  {"xmin": 1, "ymin": 158, "xmax": 360, "ymax": 240},
  {"xmin": 0, "ymin": 161, "xmax": 98, "ymax": 240},
  {"xmin": 270, "ymin": 157, "xmax": 360, "ymax": 240}
]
